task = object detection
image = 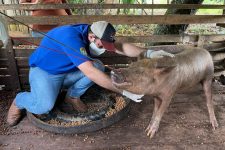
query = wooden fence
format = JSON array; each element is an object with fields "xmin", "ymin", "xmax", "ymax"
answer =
[{"xmin": 1, "ymin": 4, "xmax": 225, "ymax": 91}]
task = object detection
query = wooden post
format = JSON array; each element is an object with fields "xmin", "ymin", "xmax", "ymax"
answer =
[
  {"xmin": 1, "ymin": 16, "xmax": 21, "ymax": 91},
  {"xmin": 6, "ymin": 38, "xmax": 21, "ymax": 91},
  {"xmin": 0, "ymin": 40, "xmax": 3, "ymax": 48},
  {"xmin": 197, "ymin": 35, "xmax": 205, "ymax": 48},
  {"xmin": 223, "ymin": 0, "xmax": 225, "ymax": 15},
  {"xmin": 152, "ymin": 0, "xmax": 154, "ymax": 15}
]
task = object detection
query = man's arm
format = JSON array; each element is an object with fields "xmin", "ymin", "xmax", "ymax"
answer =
[
  {"xmin": 114, "ymin": 42, "xmax": 174, "ymax": 58},
  {"xmin": 78, "ymin": 61, "xmax": 144, "ymax": 102},
  {"xmin": 78, "ymin": 61, "xmax": 121, "ymax": 94},
  {"xmin": 114, "ymin": 42, "xmax": 146, "ymax": 57}
]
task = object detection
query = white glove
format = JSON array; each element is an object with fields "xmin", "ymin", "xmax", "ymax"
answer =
[
  {"xmin": 122, "ymin": 90, "xmax": 144, "ymax": 103},
  {"xmin": 144, "ymin": 49, "xmax": 174, "ymax": 58}
]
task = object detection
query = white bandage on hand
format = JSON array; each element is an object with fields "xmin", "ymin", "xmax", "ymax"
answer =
[
  {"xmin": 144, "ymin": 49, "xmax": 175, "ymax": 58},
  {"xmin": 122, "ymin": 90, "xmax": 144, "ymax": 103}
]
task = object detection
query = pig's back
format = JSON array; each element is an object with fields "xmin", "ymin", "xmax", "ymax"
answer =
[{"xmin": 175, "ymin": 47, "xmax": 214, "ymax": 89}]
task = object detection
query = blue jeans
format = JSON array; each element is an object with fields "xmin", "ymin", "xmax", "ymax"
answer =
[{"xmin": 15, "ymin": 60, "xmax": 105, "ymax": 114}]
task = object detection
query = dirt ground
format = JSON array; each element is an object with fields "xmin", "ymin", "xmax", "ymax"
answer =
[{"xmin": 1, "ymin": 82, "xmax": 225, "ymax": 150}]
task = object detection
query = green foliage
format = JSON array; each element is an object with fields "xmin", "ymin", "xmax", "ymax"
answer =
[
  {"xmin": 197, "ymin": 0, "xmax": 223, "ymax": 15},
  {"xmin": 121, "ymin": 0, "xmax": 135, "ymax": 14},
  {"xmin": 203, "ymin": 0, "xmax": 223, "ymax": 3},
  {"xmin": 68, "ymin": 0, "xmax": 86, "ymax": 14},
  {"xmin": 122, "ymin": 0, "xmax": 135, "ymax": 3},
  {"xmin": 98, "ymin": 0, "xmax": 104, "ymax": 4}
]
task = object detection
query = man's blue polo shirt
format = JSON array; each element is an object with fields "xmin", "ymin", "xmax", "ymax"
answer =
[{"xmin": 29, "ymin": 24, "xmax": 91, "ymax": 74}]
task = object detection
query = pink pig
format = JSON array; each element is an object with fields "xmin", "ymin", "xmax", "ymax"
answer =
[{"xmin": 111, "ymin": 46, "xmax": 218, "ymax": 139}]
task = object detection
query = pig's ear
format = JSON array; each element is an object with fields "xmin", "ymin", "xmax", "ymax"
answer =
[{"xmin": 154, "ymin": 56, "xmax": 177, "ymax": 73}]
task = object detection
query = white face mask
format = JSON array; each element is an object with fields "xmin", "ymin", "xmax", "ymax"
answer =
[{"xmin": 89, "ymin": 42, "xmax": 106, "ymax": 56}]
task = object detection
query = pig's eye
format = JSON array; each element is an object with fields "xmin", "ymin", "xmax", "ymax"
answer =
[{"xmin": 151, "ymin": 78, "xmax": 156, "ymax": 83}]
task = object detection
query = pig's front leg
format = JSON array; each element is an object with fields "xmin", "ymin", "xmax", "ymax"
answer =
[
  {"xmin": 145, "ymin": 97, "xmax": 161, "ymax": 137},
  {"xmin": 145, "ymin": 96, "xmax": 172, "ymax": 139},
  {"xmin": 149, "ymin": 97, "xmax": 161, "ymax": 125}
]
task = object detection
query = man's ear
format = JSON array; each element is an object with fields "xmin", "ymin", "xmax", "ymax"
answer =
[{"xmin": 88, "ymin": 33, "xmax": 96, "ymax": 43}]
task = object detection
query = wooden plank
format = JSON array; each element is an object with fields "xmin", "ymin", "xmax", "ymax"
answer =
[
  {"xmin": 11, "ymin": 35, "xmax": 187, "ymax": 46},
  {"xmin": 11, "ymin": 35, "xmax": 225, "ymax": 46},
  {"xmin": 12, "ymin": 37, "xmax": 41, "ymax": 46},
  {"xmin": 203, "ymin": 43, "xmax": 225, "ymax": 52},
  {"xmin": 213, "ymin": 59, "xmax": 225, "ymax": 70},
  {"xmin": 14, "ymin": 48, "xmax": 34, "ymax": 57},
  {"xmin": 148, "ymin": 43, "xmax": 225, "ymax": 53},
  {"xmin": 1, "ymin": 4, "xmax": 225, "ymax": 10},
  {"xmin": 202, "ymin": 34, "xmax": 225, "ymax": 42},
  {"xmin": 13, "ymin": 43, "xmax": 225, "ymax": 62},
  {"xmin": 6, "ymin": 15, "xmax": 225, "ymax": 25},
  {"xmin": 21, "ymin": 84, "xmax": 30, "ymax": 90},
  {"xmin": 0, "ymin": 40, "xmax": 3, "ymax": 48},
  {"xmin": 11, "ymin": 36, "xmax": 173, "ymax": 47},
  {"xmin": 14, "ymin": 48, "xmax": 126, "ymax": 58},
  {"xmin": 0, "ymin": 76, "xmax": 11, "ymax": 86},
  {"xmin": 211, "ymin": 52, "xmax": 225, "ymax": 61},
  {"xmin": 16, "ymin": 58, "xmax": 29, "ymax": 67},
  {"xmin": 0, "ymin": 58, "xmax": 8, "ymax": 67},
  {"xmin": 18, "ymin": 68, "xmax": 29, "ymax": 75},
  {"xmin": 214, "ymin": 65, "xmax": 225, "ymax": 71},
  {"xmin": 214, "ymin": 70, "xmax": 225, "ymax": 76},
  {"xmin": 16, "ymin": 56, "xmax": 137, "ymax": 67},
  {"xmin": 19, "ymin": 75, "xmax": 28, "ymax": 85},
  {"xmin": 0, "ymin": 68, "xmax": 10, "ymax": 75},
  {"xmin": 216, "ymin": 23, "xmax": 225, "ymax": 28},
  {"xmin": 12, "ymin": 42, "xmax": 225, "ymax": 59},
  {"xmin": 117, "ymin": 35, "xmax": 184, "ymax": 43}
]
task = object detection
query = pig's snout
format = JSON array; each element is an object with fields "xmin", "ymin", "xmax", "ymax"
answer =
[
  {"xmin": 110, "ymin": 70, "xmax": 125, "ymax": 84},
  {"xmin": 111, "ymin": 70, "xmax": 133, "ymax": 88}
]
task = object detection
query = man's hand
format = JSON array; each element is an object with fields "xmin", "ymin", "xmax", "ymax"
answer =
[
  {"xmin": 145, "ymin": 49, "xmax": 174, "ymax": 58},
  {"xmin": 122, "ymin": 90, "xmax": 144, "ymax": 103}
]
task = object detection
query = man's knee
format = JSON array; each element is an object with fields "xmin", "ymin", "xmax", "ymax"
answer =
[
  {"xmin": 33, "ymin": 99, "xmax": 55, "ymax": 114},
  {"xmin": 93, "ymin": 59, "xmax": 105, "ymax": 72}
]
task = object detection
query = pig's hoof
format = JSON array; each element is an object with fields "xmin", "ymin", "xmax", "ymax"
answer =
[
  {"xmin": 145, "ymin": 124, "xmax": 159, "ymax": 139},
  {"xmin": 211, "ymin": 119, "xmax": 219, "ymax": 130}
]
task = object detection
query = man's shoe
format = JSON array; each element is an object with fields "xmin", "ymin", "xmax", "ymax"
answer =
[
  {"xmin": 7, "ymin": 100, "xmax": 22, "ymax": 126},
  {"xmin": 64, "ymin": 97, "xmax": 88, "ymax": 113}
]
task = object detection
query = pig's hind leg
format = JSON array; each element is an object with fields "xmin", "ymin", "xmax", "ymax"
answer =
[
  {"xmin": 145, "ymin": 96, "xmax": 172, "ymax": 139},
  {"xmin": 202, "ymin": 79, "xmax": 218, "ymax": 130}
]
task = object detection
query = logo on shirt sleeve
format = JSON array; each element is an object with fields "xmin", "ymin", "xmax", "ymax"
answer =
[{"xmin": 80, "ymin": 47, "xmax": 88, "ymax": 56}]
